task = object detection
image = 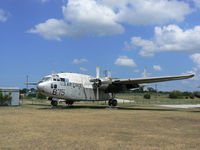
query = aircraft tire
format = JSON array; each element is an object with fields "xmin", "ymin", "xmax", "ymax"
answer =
[
  {"xmin": 51, "ymin": 100, "xmax": 58, "ymax": 106},
  {"xmin": 108, "ymin": 99, "xmax": 117, "ymax": 106},
  {"xmin": 108, "ymin": 99, "xmax": 113, "ymax": 106},
  {"xmin": 112, "ymin": 100, "xmax": 117, "ymax": 107},
  {"xmin": 66, "ymin": 100, "xmax": 74, "ymax": 105}
]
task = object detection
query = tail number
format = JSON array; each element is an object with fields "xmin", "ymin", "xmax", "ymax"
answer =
[{"xmin": 52, "ymin": 89, "xmax": 65, "ymax": 96}]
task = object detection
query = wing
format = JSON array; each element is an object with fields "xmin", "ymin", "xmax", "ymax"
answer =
[
  {"xmin": 24, "ymin": 82, "xmax": 38, "ymax": 85},
  {"xmin": 112, "ymin": 74, "xmax": 194, "ymax": 85}
]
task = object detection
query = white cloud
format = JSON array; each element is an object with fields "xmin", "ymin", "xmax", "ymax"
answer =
[
  {"xmin": 0, "ymin": 9, "xmax": 8, "ymax": 22},
  {"xmin": 126, "ymin": 25, "xmax": 200, "ymax": 57},
  {"xmin": 153, "ymin": 65, "xmax": 162, "ymax": 71},
  {"xmin": 115, "ymin": 0, "xmax": 192, "ymax": 25},
  {"xmin": 193, "ymin": 0, "xmax": 200, "ymax": 8},
  {"xmin": 190, "ymin": 53, "xmax": 200, "ymax": 69},
  {"xmin": 80, "ymin": 67, "xmax": 87, "ymax": 72},
  {"xmin": 28, "ymin": 0, "xmax": 194, "ymax": 40},
  {"xmin": 115, "ymin": 56, "xmax": 137, "ymax": 67},
  {"xmin": 27, "ymin": 19, "xmax": 69, "ymax": 41},
  {"xmin": 72, "ymin": 58, "xmax": 88, "ymax": 64},
  {"xmin": 62, "ymin": 0, "xmax": 124, "ymax": 36},
  {"xmin": 181, "ymin": 53, "xmax": 200, "ymax": 81}
]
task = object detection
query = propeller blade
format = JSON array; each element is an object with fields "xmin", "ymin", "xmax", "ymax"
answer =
[
  {"xmin": 96, "ymin": 66, "xmax": 100, "ymax": 79},
  {"xmin": 108, "ymin": 71, "xmax": 111, "ymax": 78},
  {"xmin": 96, "ymin": 87, "xmax": 99, "ymax": 100}
]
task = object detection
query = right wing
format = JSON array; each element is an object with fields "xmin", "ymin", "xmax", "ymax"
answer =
[{"xmin": 111, "ymin": 74, "xmax": 194, "ymax": 85}]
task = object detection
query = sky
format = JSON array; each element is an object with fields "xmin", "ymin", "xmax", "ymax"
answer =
[{"xmin": 1, "ymin": 0, "xmax": 200, "ymax": 91}]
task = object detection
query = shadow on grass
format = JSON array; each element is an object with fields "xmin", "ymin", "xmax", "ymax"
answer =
[
  {"xmin": 35, "ymin": 104, "xmax": 200, "ymax": 113},
  {"xmin": 22, "ymin": 102, "xmax": 200, "ymax": 113}
]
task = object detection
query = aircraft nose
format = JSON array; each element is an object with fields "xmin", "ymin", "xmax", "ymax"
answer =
[{"xmin": 37, "ymin": 83, "xmax": 45, "ymax": 92}]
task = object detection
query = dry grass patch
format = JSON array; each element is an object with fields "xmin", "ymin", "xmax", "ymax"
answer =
[{"xmin": 0, "ymin": 104, "xmax": 200, "ymax": 150}]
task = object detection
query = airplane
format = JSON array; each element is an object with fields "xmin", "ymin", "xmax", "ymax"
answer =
[{"xmin": 26, "ymin": 67, "xmax": 194, "ymax": 107}]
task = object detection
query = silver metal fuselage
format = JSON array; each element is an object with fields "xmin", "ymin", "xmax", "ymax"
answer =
[{"xmin": 37, "ymin": 73, "xmax": 111, "ymax": 101}]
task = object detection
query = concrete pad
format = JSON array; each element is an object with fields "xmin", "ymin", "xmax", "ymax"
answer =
[
  {"xmin": 116, "ymin": 99, "xmax": 133, "ymax": 103},
  {"xmin": 157, "ymin": 104, "xmax": 200, "ymax": 108}
]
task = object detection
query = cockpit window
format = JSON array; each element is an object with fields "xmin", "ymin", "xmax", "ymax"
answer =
[
  {"xmin": 57, "ymin": 79, "xmax": 60, "ymax": 81},
  {"xmin": 42, "ymin": 77, "xmax": 51, "ymax": 81},
  {"xmin": 53, "ymin": 79, "xmax": 56, "ymax": 81},
  {"xmin": 61, "ymin": 78, "xmax": 65, "ymax": 82}
]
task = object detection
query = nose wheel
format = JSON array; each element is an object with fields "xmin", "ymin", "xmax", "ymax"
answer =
[
  {"xmin": 108, "ymin": 99, "xmax": 118, "ymax": 107},
  {"xmin": 51, "ymin": 100, "xmax": 58, "ymax": 106}
]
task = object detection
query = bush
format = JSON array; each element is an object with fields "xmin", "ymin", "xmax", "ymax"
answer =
[
  {"xmin": 189, "ymin": 94, "xmax": 194, "ymax": 99},
  {"xmin": 37, "ymin": 93, "xmax": 46, "ymax": 99},
  {"xmin": 144, "ymin": 93, "xmax": 151, "ymax": 99},
  {"xmin": 0, "ymin": 90, "xmax": 12, "ymax": 106},
  {"xmin": 169, "ymin": 90, "xmax": 183, "ymax": 99}
]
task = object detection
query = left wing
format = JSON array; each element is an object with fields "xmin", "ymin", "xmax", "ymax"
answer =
[{"xmin": 111, "ymin": 74, "xmax": 194, "ymax": 85}]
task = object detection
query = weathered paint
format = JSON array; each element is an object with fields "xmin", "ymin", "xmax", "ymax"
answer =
[{"xmin": 38, "ymin": 73, "xmax": 111, "ymax": 101}]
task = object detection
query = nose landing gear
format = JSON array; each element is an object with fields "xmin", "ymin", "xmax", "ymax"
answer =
[
  {"xmin": 51, "ymin": 100, "xmax": 58, "ymax": 106},
  {"xmin": 108, "ymin": 99, "xmax": 118, "ymax": 107}
]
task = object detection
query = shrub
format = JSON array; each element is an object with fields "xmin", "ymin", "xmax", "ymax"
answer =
[
  {"xmin": 189, "ymin": 94, "xmax": 194, "ymax": 99},
  {"xmin": 0, "ymin": 89, "xmax": 2, "ymax": 99},
  {"xmin": 37, "ymin": 93, "xmax": 46, "ymax": 99},
  {"xmin": 169, "ymin": 90, "xmax": 183, "ymax": 99},
  {"xmin": 0, "ymin": 90, "xmax": 12, "ymax": 106},
  {"xmin": 144, "ymin": 93, "xmax": 151, "ymax": 99}
]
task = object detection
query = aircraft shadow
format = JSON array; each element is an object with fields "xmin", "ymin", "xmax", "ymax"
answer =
[{"xmin": 36, "ymin": 104, "xmax": 200, "ymax": 113}]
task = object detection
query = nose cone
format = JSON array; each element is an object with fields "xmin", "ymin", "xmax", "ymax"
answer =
[{"xmin": 37, "ymin": 83, "xmax": 46, "ymax": 92}]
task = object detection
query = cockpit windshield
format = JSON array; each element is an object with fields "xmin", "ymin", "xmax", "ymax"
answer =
[{"xmin": 42, "ymin": 77, "xmax": 51, "ymax": 81}]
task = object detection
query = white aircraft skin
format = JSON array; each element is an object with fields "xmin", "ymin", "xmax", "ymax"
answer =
[{"xmin": 31, "ymin": 67, "xmax": 194, "ymax": 107}]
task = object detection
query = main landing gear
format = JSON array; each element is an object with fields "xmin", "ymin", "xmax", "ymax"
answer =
[
  {"xmin": 66, "ymin": 100, "xmax": 74, "ymax": 106},
  {"xmin": 108, "ymin": 99, "xmax": 118, "ymax": 107}
]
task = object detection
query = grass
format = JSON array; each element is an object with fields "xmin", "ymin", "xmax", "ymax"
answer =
[
  {"xmin": 0, "ymin": 100, "xmax": 200, "ymax": 150},
  {"xmin": 116, "ymin": 93, "xmax": 200, "ymax": 104}
]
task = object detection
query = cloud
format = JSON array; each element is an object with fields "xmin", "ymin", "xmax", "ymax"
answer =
[
  {"xmin": 28, "ymin": 0, "xmax": 193, "ymax": 40},
  {"xmin": 115, "ymin": 56, "xmax": 136, "ymax": 67},
  {"xmin": 27, "ymin": 19, "xmax": 69, "ymax": 41},
  {"xmin": 181, "ymin": 53, "xmax": 200, "ymax": 81},
  {"xmin": 0, "ymin": 9, "xmax": 8, "ymax": 22},
  {"xmin": 153, "ymin": 65, "xmax": 162, "ymax": 71},
  {"xmin": 72, "ymin": 58, "xmax": 88, "ymax": 64},
  {"xmin": 193, "ymin": 0, "xmax": 200, "ymax": 8},
  {"xmin": 80, "ymin": 67, "xmax": 87, "ymax": 72},
  {"xmin": 62, "ymin": 0, "xmax": 124, "ymax": 36},
  {"xmin": 115, "ymin": 0, "xmax": 192, "ymax": 25},
  {"xmin": 126, "ymin": 25, "xmax": 200, "ymax": 57},
  {"xmin": 190, "ymin": 53, "xmax": 200, "ymax": 69}
]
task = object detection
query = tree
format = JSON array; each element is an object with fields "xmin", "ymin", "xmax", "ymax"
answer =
[
  {"xmin": 169, "ymin": 90, "xmax": 183, "ymax": 99},
  {"xmin": 37, "ymin": 93, "xmax": 46, "ymax": 99},
  {"xmin": 144, "ymin": 93, "xmax": 151, "ymax": 99},
  {"xmin": 20, "ymin": 88, "xmax": 28, "ymax": 94}
]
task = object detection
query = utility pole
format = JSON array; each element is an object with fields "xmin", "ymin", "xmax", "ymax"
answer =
[
  {"xmin": 155, "ymin": 84, "xmax": 158, "ymax": 98},
  {"xmin": 26, "ymin": 75, "xmax": 29, "ymax": 91}
]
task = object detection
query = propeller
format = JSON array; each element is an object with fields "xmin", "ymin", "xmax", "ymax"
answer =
[
  {"xmin": 90, "ymin": 67, "xmax": 113, "ymax": 100},
  {"xmin": 89, "ymin": 67, "xmax": 102, "ymax": 100},
  {"xmin": 96, "ymin": 67, "xmax": 101, "ymax": 100}
]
